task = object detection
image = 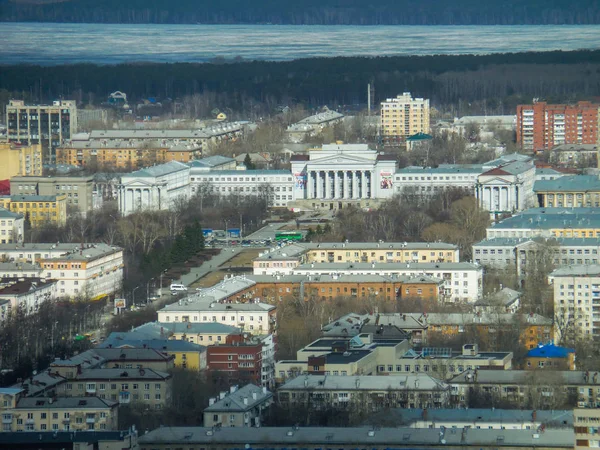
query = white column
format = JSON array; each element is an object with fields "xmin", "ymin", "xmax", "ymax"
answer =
[
  {"xmin": 316, "ymin": 171, "xmax": 323, "ymax": 199},
  {"xmin": 343, "ymin": 171, "xmax": 349, "ymax": 199},
  {"xmin": 487, "ymin": 187, "xmax": 492, "ymax": 210},
  {"xmin": 334, "ymin": 171, "xmax": 340, "ymax": 199},
  {"xmin": 325, "ymin": 171, "xmax": 332, "ymax": 199},
  {"xmin": 352, "ymin": 171, "xmax": 359, "ymax": 199},
  {"xmin": 309, "ymin": 171, "xmax": 315, "ymax": 199}
]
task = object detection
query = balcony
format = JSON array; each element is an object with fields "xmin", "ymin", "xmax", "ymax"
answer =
[
  {"xmin": 86, "ymin": 417, "xmax": 96, "ymax": 424},
  {"xmin": 2, "ymin": 415, "xmax": 12, "ymax": 424}
]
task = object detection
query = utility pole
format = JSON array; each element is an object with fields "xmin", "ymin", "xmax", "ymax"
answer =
[{"xmin": 367, "ymin": 83, "xmax": 371, "ymax": 116}]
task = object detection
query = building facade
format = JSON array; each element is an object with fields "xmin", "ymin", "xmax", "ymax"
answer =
[
  {"xmin": 0, "ymin": 208, "xmax": 24, "ymax": 244},
  {"xmin": 381, "ymin": 93, "xmax": 430, "ymax": 146},
  {"xmin": 290, "ymin": 144, "xmax": 397, "ymax": 209},
  {"xmin": 0, "ymin": 142, "xmax": 43, "ymax": 179},
  {"xmin": 534, "ymin": 175, "xmax": 600, "ymax": 208},
  {"xmin": 476, "ymin": 160, "xmax": 536, "ymax": 215},
  {"xmin": 190, "ymin": 168, "xmax": 294, "ymax": 208},
  {"xmin": 6, "ymin": 100, "xmax": 77, "ymax": 161},
  {"xmin": 10, "ymin": 175, "xmax": 96, "ymax": 216},
  {"xmin": 204, "ymin": 384, "xmax": 272, "ymax": 428},
  {"xmin": 0, "ymin": 194, "xmax": 67, "ymax": 227},
  {"xmin": 0, "ymin": 278, "xmax": 57, "ymax": 317},
  {"xmin": 517, "ymin": 101, "xmax": 600, "ymax": 152},
  {"xmin": 0, "ymin": 389, "xmax": 118, "ymax": 432},
  {"xmin": 38, "ymin": 244, "xmax": 123, "ymax": 300},
  {"xmin": 549, "ymin": 265, "xmax": 600, "ymax": 341},
  {"xmin": 118, "ymin": 161, "xmax": 191, "ymax": 215},
  {"xmin": 56, "ymin": 139, "xmax": 202, "ymax": 169}
]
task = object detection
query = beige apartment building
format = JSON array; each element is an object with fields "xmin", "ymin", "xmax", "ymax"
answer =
[
  {"xmin": 0, "ymin": 142, "xmax": 43, "ymax": 179},
  {"xmin": 60, "ymin": 368, "xmax": 171, "ymax": 409},
  {"xmin": 11, "ymin": 174, "xmax": 96, "ymax": 216},
  {"xmin": 381, "ymin": 92, "xmax": 430, "ymax": 146},
  {"xmin": 0, "ymin": 388, "xmax": 118, "ymax": 432},
  {"xmin": 303, "ymin": 242, "xmax": 459, "ymax": 264}
]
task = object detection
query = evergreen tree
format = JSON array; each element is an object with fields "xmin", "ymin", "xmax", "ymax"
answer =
[{"xmin": 243, "ymin": 153, "xmax": 256, "ymax": 170}]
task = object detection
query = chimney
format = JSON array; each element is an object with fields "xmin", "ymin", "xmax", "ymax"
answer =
[
  {"xmin": 422, "ymin": 408, "xmax": 428, "ymax": 421},
  {"xmin": 252, "ymin": 392, "xmax": 257, "ymax": 400},
  {"xmin": 532, "ymin": 410, "xmax": 537, "ymax": 422},
  {"xmin": 219, "ymin": 391, "xmax": 226, "ymax": 400},
  {"xmin": 230, "ymin": 385, "xmax": 238, "ymax": 394},
  {"xmin": 209, "ymin": 398, "xmax": 215, "ymax": 406},
  {"xmin": 262, "ymin": 386, "xmax": 267, "ymax": 394},
  {"xmin": 243, "ymin": 397, "xmax": 248, "ymax": 405}
]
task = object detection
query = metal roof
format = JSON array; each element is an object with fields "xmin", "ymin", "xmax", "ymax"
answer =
[
  {"xmin": 550, "ymin": 264, "xmax": 600, "ymax": 277},
  {"xmin": 122, "ymin": 160, "xmax": 190, "ymax": 178},
  {"xmin": 279, "ymin": 374, "xmax": 448, "ymax": 391},
  {"xmin": 534, "ymin": 175, "xmax": 600, "ymax": 192},
  {"xmin": 139, "ymin": 426, "xmax": 573, "ymax": 447},
  {"xmin": 204, "ymin": 384, "xmax": 272, "ymax": 413}
]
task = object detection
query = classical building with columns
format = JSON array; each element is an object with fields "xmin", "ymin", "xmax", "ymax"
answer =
[
  {"xmin": 290, "ymin": 144, "xmax": 396, "ymax": 209},
  {"xmin": 118, "ymin": 161, "xmax": 191, "ymax": 215},
  {"xmin": 475, "ymin": 159, "xmax": 536, "ymax": 217}
]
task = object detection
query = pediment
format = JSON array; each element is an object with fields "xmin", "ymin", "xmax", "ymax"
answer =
[
  {"xmin": 308, "ymin": 154, "xmax": 374, "ymax": 166},
  {"xmin": 478, "ymin": 176, "xmax": 512, "ymax": 186},
  {"xmin": 120, "ymin": 179, "xmax": 156, "ymax": 188}
]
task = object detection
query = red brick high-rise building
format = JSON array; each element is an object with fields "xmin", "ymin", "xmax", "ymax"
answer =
[{"xmin": 516, "ymin": 101, "xmax": 599, "ymax": 152}]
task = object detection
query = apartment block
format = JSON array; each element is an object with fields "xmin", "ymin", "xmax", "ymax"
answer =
[
  {"xmin": 56, "ymin": 139, "xmax": 201, "ymax": 169},
  {"xmin": 381, "ymin": 92, "xmax": 430, "ymax": 146},
  {"xmin": 0, "ymin": 142, "xmax": 43, "ymax": 179},
  {"xmin": 0, "ymin": 208, "xmax": 24, "ymax": 243},
  {"xmin": 203, "ymin": 384, "xmax": 272, "ymax": 428},
  {"xmin": 0, "ymin": 388, "xmax": 118, "ymax": 432},
  {"xmin": 549, "ymin": 265, "xmax": 600, "ymax": 341},
  {"xmin": 60, "ymin": 368, "xmax": 171, "ymax": 409},
  {"xmin": 0, "ymin": 194, "xmax": 67, "ymax": 227},
  {"xmin": 575, "ymin": 408, "xmax": 600, "ymax": 450},
  {"xmin": 6, "ymin": 100, "xmax": 77, "ymax": 160},
  {"xmin": 38, "ymin": 243, "xmax": 124, "ymax": 300},
  {"xmin": 278, "ymin": 374, "xmax": 451, "ymax": 410},
  {"xmin": 517, "ymin": 100, "xmax": 599, "ymax": 152},
  {"xmin": 10, "ymin": 175, "xmax": 95, "ymax": 216},
  {"xmin": 0, "ymin": 277, "xmax": 57, "ymax": 318},
  {"xmin": 450, "ymin": 370, "xmax": 600, "ymax": 409}
]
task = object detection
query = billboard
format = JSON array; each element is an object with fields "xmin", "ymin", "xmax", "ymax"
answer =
[
  {"xmin": 294, "ymin": 173, "xmax": 307, "ymax": 189},
  {"xmin": 114, "ymin": 298, "xmax": 126, "ymax": 309},
  {"xmin": 380, "ymin": 171, "xmax": 393, "ymax": 190},
  {"xmin": 227, "ymin": 228, "xmax": 241, "ymax": 238}
]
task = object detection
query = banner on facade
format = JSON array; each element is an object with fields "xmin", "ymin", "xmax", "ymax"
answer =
[{"xmin": 380, "ymin": 171, "xmax": 393, "ymax": 189}]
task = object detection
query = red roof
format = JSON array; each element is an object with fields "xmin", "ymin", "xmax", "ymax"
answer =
[
  {"xmin": 481, "ymin": 167, "xmax": 510, "ymax": 176},
  {"xmin": 0, "ymin": 180, "xmax": 9, "ymax": 196},
  {"xmin": 290, "ymin": 155, "xmax": 310, "ymax": 162}
]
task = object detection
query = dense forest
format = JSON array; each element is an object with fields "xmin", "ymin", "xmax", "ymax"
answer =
[
  {"xmin": 1, "ymin": 50, "xmax": 600, "ymax": 117},
  {"xmin": 1, "ymin": 0, "xmax": 599, "ymax": 24}
]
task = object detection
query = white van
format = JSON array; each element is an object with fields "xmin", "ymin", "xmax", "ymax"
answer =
[{"xmin": 169, "ymin": 284, "xmax": 188, "ymax": 295}]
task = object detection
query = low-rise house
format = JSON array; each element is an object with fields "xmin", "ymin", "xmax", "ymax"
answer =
[
  {"xmin": 278, "ymin": 374, "xmax": 451, "ymax": 410},
  {"xmin": 93, "ymin": 348, "xmax": 175, "ymax": 372},
  {"xmin": 0, "ymin": 194, "xmax": 67, "ymax": 227},
  {"xmin": 203, "ymin": 384, "xmax": 273, "ymax": 428},
  {"xmin": 0, "ymin": 429, "xmax": 138, "ymax": 449},
  {"xmin": 0, "ymin": 388, "xmax": 119, "ymax": 432}
]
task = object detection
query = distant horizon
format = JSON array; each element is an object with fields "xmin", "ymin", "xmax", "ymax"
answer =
[{"xmin": 1, "ymin": 23, "xmax": 599, "ymax": 66}]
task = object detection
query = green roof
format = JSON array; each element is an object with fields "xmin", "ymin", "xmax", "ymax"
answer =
[
  {"xmin": 534, "ymin": 175, "xmax": 600, "ymax": 192},
  {"xmin": 406, "ymin": 132, "xmax": 433, "ymax": 141}
]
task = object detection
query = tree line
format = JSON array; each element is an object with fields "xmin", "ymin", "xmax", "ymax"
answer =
[
  {"xmin": 2, "ymin": 50, "xmax": 600, "ymax": 121},
  {"xmin": 2, "ymin": 0, "xmax": 599, "ymax": 24}
]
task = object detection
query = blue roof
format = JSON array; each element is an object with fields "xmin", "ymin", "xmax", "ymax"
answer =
[
  {"xmin": 534, "ymin": 175, "xmax": 600, "ymax": 192},
  {"xmin": 490, "ymin": 208, "xmax": 600, "ymax": 230},
  {"xmin": 526, "ymin": 343, "xmax": 574, "ymax": 359}
]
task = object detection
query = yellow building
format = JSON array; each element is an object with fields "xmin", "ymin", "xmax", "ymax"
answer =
[
  {"xmin": 56, "ymin": 140, "xmax": 201, "ymax": 170},
  {"xmin": 0, "ymin": 388, "xmax": 119, "ymax": 432},
  {"xmin": 381, "ymin": 92, "xmax": 430, "ymax": 147},
  {"xmin": 0, "ymin": 142, "xmax": 43, "ymax": 179},
  {"xmin": 303, "ymin": 242, "xmax": 459, "ymax": 264},
  {"xmin": 534, "ymin": 175, "xmax": 600, "ymax": 208},
  {"xmin": 0, "ymin": 194, "xmax": 67, "ymax": 227}
]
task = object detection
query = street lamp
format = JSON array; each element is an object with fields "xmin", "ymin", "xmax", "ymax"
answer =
[
  {"xmin": 146, "ymin": 277, "xmax": 155, "ymax": 304},
  {"xmin": 132, "ymin": 286, "xmax": 141, "ymax": 307},
  {"xmin": 224, "ymin": 219, "xmax": 229, "ymax": 247},
  {"xmin": 51, "ymin": 320, "xmax": 59, "ymax": 353},
  {"xmin": 159, "ymin": 269, "xmax": 167, "ymax": 297}
]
